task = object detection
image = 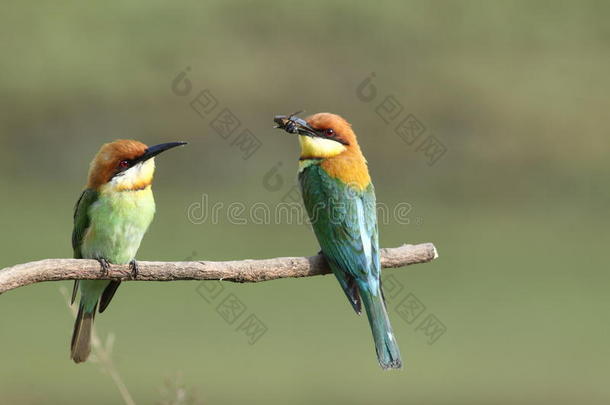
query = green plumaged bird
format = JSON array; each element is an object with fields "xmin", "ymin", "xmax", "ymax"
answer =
[
  {"xmin": 275, "ymin": 112, "xmax": 402, "ymax": 369},
  {"xmin": 70, "ymin": 139, "xmax": 186, "ymax": 363}
]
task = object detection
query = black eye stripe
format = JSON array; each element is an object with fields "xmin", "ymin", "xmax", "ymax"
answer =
[
  {"xmin": 115, "ymin": 159, "xmax": 136, "ymax": 175},
  {"xmin": 317, "ymin": 127, "xmax": 348, "ymax": 145}
]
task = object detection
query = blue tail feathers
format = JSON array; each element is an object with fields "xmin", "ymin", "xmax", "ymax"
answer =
[{"xmin": 359, "ymin": 284, "xmax": 403, "ymax": 370}]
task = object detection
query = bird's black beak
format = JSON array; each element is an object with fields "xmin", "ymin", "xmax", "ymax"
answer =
[
  {"xmin": 137, "ymin": 142, "xmax": 188, "ymax": 163},
  {"xmin": 274, "ymin": 112, "xmax": 318, "ymax": 137}
]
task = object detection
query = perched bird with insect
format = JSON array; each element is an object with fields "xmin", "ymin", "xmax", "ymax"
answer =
[
  {"xmin": 70, "ymin": 139, "xmax": 187, "ymax": 363},
  {"xmin": 274, "ymin": 112, "xmax": 402, "ymax": 369}
]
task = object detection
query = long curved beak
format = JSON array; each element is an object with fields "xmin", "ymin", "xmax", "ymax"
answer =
[{"xmin": 137, "ymin": 142, "xmax": 188, "ymax": 163}]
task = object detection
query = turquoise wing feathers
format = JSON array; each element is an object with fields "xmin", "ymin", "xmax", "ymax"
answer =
[
  {"xmin": 299, "ymin": 163, "xmax": 402, "ymax": 369},
  {"xmin": 299, "ymin": 164, "xmax": 380, "ymax": 296}
]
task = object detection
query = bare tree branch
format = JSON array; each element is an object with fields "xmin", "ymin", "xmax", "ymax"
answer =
[{"xmin": 0, "ymin": 243, "xmax": 438, "ymax": 294}]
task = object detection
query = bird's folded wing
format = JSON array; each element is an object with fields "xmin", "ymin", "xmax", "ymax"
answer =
[{"xmin": 299, "ymin": 165, "xmax": 380, "ymax": 283}]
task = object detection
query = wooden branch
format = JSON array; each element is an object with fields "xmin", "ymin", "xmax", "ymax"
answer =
[{"xmin": 0, "ymin": 243, "xmax": 438, "ymax": 294}]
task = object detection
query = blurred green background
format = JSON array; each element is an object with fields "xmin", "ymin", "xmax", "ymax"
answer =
[{"xmin": 1, "ymin": 1, "xmax": 609, "ymax": 404}]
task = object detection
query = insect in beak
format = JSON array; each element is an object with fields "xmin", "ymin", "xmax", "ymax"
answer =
[{"xmin": 274, "ymin": 111, "xmax": 322, "ymax": 139}]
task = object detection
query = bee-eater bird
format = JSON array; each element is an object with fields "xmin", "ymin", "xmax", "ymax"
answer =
[
  {"xmin": 70, "ymin": 139, "xmax": 186, "ymax": 363},
  {"xmin": 274, "ymin": 112, "xmax": 402, "ymax": 369}
]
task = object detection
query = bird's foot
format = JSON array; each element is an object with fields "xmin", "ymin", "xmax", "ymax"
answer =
[
  {"xmin": 129, "ymin": 259, "xmax": 139, "ymax": 279},
  {"xmin": 97, "ymin": 258, "xmax": 111, "ymax": 276}
]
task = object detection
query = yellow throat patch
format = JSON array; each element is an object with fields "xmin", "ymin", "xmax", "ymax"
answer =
[{"xmin": 299, "ymin": 135, "xmax": 347, "ymax": 160}]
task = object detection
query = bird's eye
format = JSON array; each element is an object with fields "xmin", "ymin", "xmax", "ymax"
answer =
[
  {"xmin": 325, "ymin": 128, "xmax": 335, "ymax": 137},
  {"xmin": 118, "ymin": 160, "xmax": 130, "ymax": 169}
]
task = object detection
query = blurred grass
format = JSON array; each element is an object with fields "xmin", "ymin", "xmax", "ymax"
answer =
[{"xmin": 0, "ymin": 1, "xmax": 609, "ymax": 404}]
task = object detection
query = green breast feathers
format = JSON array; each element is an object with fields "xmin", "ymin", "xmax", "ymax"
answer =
[{"xmin": 73, "ymin": 187, "xmax": 156, "ymax": 264}]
